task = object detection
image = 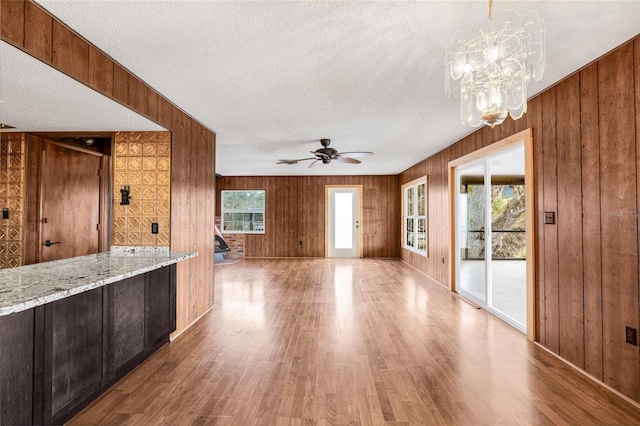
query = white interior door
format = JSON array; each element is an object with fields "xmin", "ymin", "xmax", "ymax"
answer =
[{"xmin": 327, "ymin": 187, "xmax": 361, "ymax": 258}]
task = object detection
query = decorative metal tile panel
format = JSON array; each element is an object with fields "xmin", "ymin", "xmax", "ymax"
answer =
[
  {"xmin": 143, "ymin": 143, "xmax": 157, "ymax": 156},
  {"xmin": 112, "ymin": 132, "xmax": 171, "ymax": 247},
  {"xmin": 0, "ymin": 133, "xmax": 25, "ymax": 269}
]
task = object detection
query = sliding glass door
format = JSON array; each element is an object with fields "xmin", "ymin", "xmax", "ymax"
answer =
[
  {"xmin": 455, "ymin": 144, "xmax": 527, "ymax": 333},
  {"xmin": 456, "ymin": 160, "xmax": 487, "ymax": 304}
]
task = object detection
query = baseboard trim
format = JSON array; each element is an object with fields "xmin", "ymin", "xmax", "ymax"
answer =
[
  {"xmin": 398, "ymin": 258, "xmax": 449, "ymax": 289},
  {"xmin": 169, "ymin": 305, "xmax": 215, "ymax": 342},
  {"xmin": 533, "ymin": 342, "xmax": 640, "ymax": 411}
]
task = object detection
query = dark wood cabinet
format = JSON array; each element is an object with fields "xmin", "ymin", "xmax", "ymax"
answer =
[
  {"xmin": 0, "ymin": 309, "xmax": 35, "ymax": 426},
  {"xmin": 109, "ymin": 274, "xmax": 146, "ymax": 381},
  {"xmin": 0, "ymin": 264, "xmax": 177, "ymax": 425},
  {"xmin": 146, "ymin": 265, "xmax": 175, "ymax": 353},
  {"xmin": 44, "ymin": 289, "xmax": 105, "ymax": 425}
]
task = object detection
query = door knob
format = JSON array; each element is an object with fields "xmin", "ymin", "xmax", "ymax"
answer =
[{"xmin": 44, "ymin": 240, "xmax": 61, "ymax": 247}]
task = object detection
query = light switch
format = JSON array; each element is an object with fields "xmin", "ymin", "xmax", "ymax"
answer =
[{"xmin": 544, "ymin": 212, "xmax": 555, "ymax": 225}]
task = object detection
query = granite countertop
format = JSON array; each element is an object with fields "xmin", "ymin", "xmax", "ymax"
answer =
[{"xmin": 0, "ymin": 248, "xmax": 197, "ymax": 316}]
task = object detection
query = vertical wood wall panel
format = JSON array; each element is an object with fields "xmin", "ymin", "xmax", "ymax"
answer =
[
  {"xmin": 146, "ymin": 90, "xmax": 158, "ymax": 123},
  {"xmin": 52, "ymin": 21, "xmax": 89, "ymax": 83},
  {"xmin": 580, "ymin": 62, "xmax": 603, "ymax": 380},
  {"xmin": 636, "ymin": 37, "xmax": 640, "ymax": 396},
  {"xmin": 88, "ymin": 47, "xmax": 114, "ymax": 97},
  {"xmin": 24, "ymin": 1, "xmax": 51, "ymax": 63},
  {"xmin": 598, "ymin": 43, "xmax": 639, "ymax": 401},
  {"xmin": 1, "ymin": 0, "xmax": 25, "ymax": 47},
  {"xmin": 541, "ymin": 87, "xmax": 560, "ymax": 353},
  {"xmin": 172, "ymin": 107, "xmax": 191, "ymax": 333},
  {"xmin": 1, "ymin": 1, "xmax": 216, "ymax": 337},
  {"xmin": 206, "ymin": 130, "xmax": 215, "ymax": 307},
  {"xmin": 157, "ymin": 97, "xmax": 173, "ymax": 132},
  {"xmin": 128, "ymin": 75, "xmax": 147, "ymax": 117},
  {"xmin": 399, "ymin": 35, "xmax": 640, "ymax": 404},
  {"xmin": 556, "ymin": 75, "xmax": 584, "ymax": 368},
  {"xmin": 500, "ymin": 116, "xmax": 516, "ymax": 141},
  {"xmin": 112, "ymin": 64, "xmax": 129, "ymax": 106}
]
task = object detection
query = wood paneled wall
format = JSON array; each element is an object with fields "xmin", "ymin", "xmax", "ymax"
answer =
[
  {"xmin": 400, "ymin": 36, "xmax": 640, "ymax": 403},
  {"xmin": 0, "ymin": 0, "xmax": 216, "ymax": 336},
  {"xmin": 217, "ymin": 176, "xmax": 399, "ymax": 258}
]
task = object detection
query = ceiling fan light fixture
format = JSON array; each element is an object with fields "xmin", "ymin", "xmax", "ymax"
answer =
[
  {"xmin": 277, "ymin": 139, "xmax": 373, "ymax": 166},
  {"xmin": 444, "ymin": 1, "xmax": 546, "ymax": 128}
]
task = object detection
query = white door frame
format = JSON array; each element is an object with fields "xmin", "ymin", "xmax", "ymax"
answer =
[
  {"xmin": 325, "ymin": 185, "xmax": 363, "ymax": 258},
  {"xmin": 448, "ymin": 128, "xmax": 536, "ymax": 341}
]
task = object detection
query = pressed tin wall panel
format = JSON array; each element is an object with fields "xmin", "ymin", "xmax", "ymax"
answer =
[
  {"xmin": 112, "ymin": 131, "xmax": 171, "ymax": 246},
  {"xmin": 0, "ymin": 133, "xmax": 25, "ymax": 269}
]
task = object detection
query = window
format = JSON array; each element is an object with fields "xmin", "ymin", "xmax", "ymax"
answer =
[
  {"xmin": 221, "ymin": 190, "xmax": 265, "ymax": 234},
  {"xmin": 402, "ymin": 177, "xmax": 427, "ymax": 255}
]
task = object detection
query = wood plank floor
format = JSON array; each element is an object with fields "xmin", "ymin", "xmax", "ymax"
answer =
[{"xmin": 70, "ymin": 259, "xmax": 640, "ymax": 425}]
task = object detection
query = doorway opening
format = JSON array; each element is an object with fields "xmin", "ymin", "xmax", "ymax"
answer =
[
  {"xmin": 326, "ymin": 186, "xmax": 362, "ymax": 258},
  {"xmin": 449, "ymin": 129, "xmax": 535, "ymax": 339},
  {"xmin": 24, "ymin": 134, "xmax": 111, "ymax": 264}
]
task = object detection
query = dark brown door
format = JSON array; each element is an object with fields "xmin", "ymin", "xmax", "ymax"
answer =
[{"xmin": 40, "ymin": 141, "xmax": 101, "ymax": 262}]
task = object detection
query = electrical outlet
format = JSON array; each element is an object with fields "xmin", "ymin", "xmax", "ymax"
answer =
[
  {"xmin": 151, "ymin": 223, "xmax": 159, "ymax": 234},
  {"xmin": 626, "ymin": 326, "xmax": 637, "ymax": 346}
]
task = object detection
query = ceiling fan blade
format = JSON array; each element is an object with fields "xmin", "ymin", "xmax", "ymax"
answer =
[
  {"xmin": 277, "ymin": 157, "xmax": 315, "ymax": 165},
  {"xmin": 336, "ymin": 151, "xmax": 373, "ymax": 158},
  {"xmin": 308, "ymin": 159, "xmax": 322, "ymax": 168},
  {"xmin": 336, "ymin": 157, "xmax": 361, "ymax": 164}
]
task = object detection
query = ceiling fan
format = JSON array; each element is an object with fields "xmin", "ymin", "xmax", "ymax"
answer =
[{"xmin": 277, "ymin": 139, "xmax": 373, "ymax": 168}]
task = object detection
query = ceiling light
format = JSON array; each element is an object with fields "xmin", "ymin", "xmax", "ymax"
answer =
[{"xmin": 444, "ymin": 0, "xmax": 546, "ymax": 128}]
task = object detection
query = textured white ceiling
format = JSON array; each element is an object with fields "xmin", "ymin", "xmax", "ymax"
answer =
[
  {"xmin": 0, "ymin": 42, "xmax": 165, "ymax": 132},
  {"xmin": 14, "ymin": 1, "xmax": 640, "ymax": 175}
]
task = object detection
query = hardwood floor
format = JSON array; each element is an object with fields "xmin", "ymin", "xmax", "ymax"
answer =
[{"xmin": 69, "ymin": 259, "xmax": 640, "ymax": 425}]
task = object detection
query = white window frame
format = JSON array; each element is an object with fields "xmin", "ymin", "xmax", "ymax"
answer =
[
  {"xmin": 221, "ymin": 190, "xmax": 266, "ymax": 234},
  {"xmin": 402, "ymin": 177, "xmax": 427, "ymax": 256}
]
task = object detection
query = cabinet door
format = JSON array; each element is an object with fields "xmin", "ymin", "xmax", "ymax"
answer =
[
  {"xmin": 145, "ymin": 265, "xmax": 174, "ymax": 353},
  {"xmin": 44, "ymin": 288, "xmax": 105, "ymax": 425},
  {"xmin": 109, "ymin": 274, "xmax": 146, "ymax": 381},
  {"xmin": 0, "ymin": 309, "xmax": 35, "ymax": 425}
]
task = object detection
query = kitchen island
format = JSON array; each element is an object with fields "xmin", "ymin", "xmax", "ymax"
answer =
[{"xmin": 0, "ymin": 248, "xmax": 196, "ymax": 425}]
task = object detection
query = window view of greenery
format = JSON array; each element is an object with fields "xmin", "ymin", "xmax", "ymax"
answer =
[
  {"xmin": 404, "ymin": 181, "xmax": 427, "ymax": 254},
  {"xmin": 465, "ymin": 184, "xmax": 525, "ymax": 259},
  {"xmin": 221, "ymin": 190, "xmax": 265, "ymax": 233}
]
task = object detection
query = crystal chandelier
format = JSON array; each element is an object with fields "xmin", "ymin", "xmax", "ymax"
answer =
[{"xmin": 444, "ymin": 0, "xmax": 546, "ymax": 128}]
